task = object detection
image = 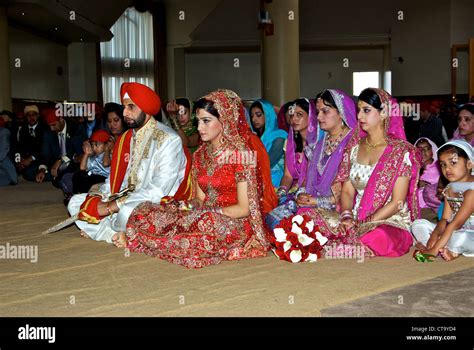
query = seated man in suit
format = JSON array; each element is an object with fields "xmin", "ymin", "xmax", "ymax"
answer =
[
  {"xmin": 16, "ymin": 105, "xmax": 50, "ymax": 181},
  {"xmin": 36, "ymin": 109, "xmax": 87, "ymax": 202}
]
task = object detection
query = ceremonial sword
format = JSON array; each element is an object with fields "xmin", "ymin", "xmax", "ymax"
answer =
[{"xmin": 41, "ymin": 185, "xmax": 135, "ymax": 235}]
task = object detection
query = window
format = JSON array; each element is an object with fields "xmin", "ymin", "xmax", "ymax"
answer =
[
  {"xmin": 100, "ymin": 7, "xmax": 154, "ymax": 104},
  {"xmin": 383, "ymin": 71, "xmax": 392, "ymax": 94},
  {"xmin": 352, "ymin": 71, "xmax": 380, "ymax": 96}
]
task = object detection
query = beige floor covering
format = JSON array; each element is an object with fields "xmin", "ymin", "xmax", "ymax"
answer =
[{"xmin": 1, "ymin": 180, "xmax": 473, "ymax": 317}]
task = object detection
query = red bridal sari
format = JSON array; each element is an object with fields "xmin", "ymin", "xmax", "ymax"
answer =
[{"xmin": 125, "ymin": 90, "xmax": 270, "ymax": 269}]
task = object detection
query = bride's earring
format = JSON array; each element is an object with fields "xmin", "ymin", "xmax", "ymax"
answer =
[{"xmin": 219, "ymin": 130, "xmax": 225, "ymax": 145}]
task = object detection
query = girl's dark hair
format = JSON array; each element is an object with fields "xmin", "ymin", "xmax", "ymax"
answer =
[
  {"xmin": 104, "ymin": 102, "xmax": 124, "ymax": 119},
  {"xmin": 281, "ymin": 101, "xmax": 293, "ymax": 115},
  {"xmin": 315, "ymin": 90, "xmax": 338, "ymax": 112},
  {"xmin": 249, "ymin": 101, "xmax": 263, "ymax": 113},
  {"xmin": 415, "ymin": 138, "xmax": 431, "ymax": 148},
  {"xmin": 358, "ymin": 88, "xmax": 383, "ymax": 110},
  {"xmin": 249, "ymin": 101, "xmax": 265, "ymax": 136},
  {"xmin": 103, "ymin": 102, "xmax": 127, "ymax": 131},
  {"xmin": 459, "ymin": 104, "xmax": 474, "ymax": 115},
  {"xmin": 175, "ymin": 98, "xmax": 191, "ymax": 110},
  {"xmin": 437, "ymin": 145, "xmax": 469, "ymax": 160},
  {"xmin": 0, "ymin": 110, "xmax": 16, "ymax": 119},
  {"xmin": 193, "ymin": 98, "xmax": 220, "ymax": 118},
  {"xmin": 291, "ymin": 99, "xmax": 310, "ymax": 153},
  {"xmin": 293, "ymin": 98, "xmax": 309, "ymax": 114}
]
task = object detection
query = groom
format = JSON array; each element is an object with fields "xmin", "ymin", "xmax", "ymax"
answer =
[{"xmin": 68, "ymin": 82, "xmax": 189, "ymax": 246}]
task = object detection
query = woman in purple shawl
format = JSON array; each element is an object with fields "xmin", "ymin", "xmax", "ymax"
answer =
[{"xmin": 296, "ymin": 89, "xmax": 357, "ymax": 212}]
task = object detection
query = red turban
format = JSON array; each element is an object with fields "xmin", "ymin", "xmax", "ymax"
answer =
[
  {"xmin": 43, "ymin": 108, "xmax": 59, "ymax": 125},
  {"xmin": 120, "ymin": 82, "xmax": 161, "ymax": 115},
  {"xmin": 90, "ymin": 129, "xmax": 110, "ymax": 143}
]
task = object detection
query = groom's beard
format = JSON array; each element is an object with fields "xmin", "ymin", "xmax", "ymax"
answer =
[{"xmin": 126, "ymin": 111, "xmax": 147, "ymax": 129}]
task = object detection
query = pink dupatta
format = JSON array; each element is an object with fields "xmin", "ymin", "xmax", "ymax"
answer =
[{"xmin": 336, "ymin": 89, "xmax": 422, "ymax": 221}]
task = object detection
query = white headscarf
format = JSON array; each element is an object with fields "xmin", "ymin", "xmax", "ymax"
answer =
[
  {"xmin": 415, "ymin": 137, "xmax": 439, "ymax": 161},
  {"xmin": 437, "ymin": 139, "xmax": 474, "ymax": 163}
]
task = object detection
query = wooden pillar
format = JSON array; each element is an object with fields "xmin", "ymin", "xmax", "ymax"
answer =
[
  {"xmin": 152, "ymin": 2, "xmax": 168, "ymax": 102},
  {"xmin": 95, "ymin": 42, "xmax": 104, "ymax": 106},
  {"xmin": 470, "ymin": 38, "xmax": 474, "ymax": 101},
  {"xmin": 261, "ymin": 0, "xmax": 299, "ymax": 106},
  {"xmin": 0, "ymin": 6, "xmax": 12, "ymax": 110}
]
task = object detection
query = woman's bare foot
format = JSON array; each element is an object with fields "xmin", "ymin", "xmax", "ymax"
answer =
[
  {"xmin": 80, "ymin": 230, "xmax": 91, "ymax": 239},
  {"xmin": 112, "ymin": 232, "xmax": 127, "ymax": 248},
  {"xmin": 439, "ymin": 248, "xmax": 459, "ymax": 261},
  {"xmin": 421, "ymin": 247, "xmax": 439, "ymax": 256},
  {"xmin": 362, "ymin": 245, "xmax": 376, "ymax": 258}
]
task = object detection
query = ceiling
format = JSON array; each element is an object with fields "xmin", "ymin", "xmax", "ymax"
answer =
[
  {"xmin": 2, "ymin": 0, "xmax": 133, "ymax": 44},
  {"xmin": 1, "ymin": 0, "xmax": 398, "ymax": 47}
]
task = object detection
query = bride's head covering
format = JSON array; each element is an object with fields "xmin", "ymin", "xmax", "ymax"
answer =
[{"xmin": 198, "ymin": 89, "xmax": 274, "ymax": 246}]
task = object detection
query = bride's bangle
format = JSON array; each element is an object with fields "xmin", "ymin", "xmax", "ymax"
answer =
[
  {"xmin": 340, "ymin": 210, "xmax": 353, "ymax": 221},
  {"xmin": 195, "ymin": 207, "xmax": 223, "ymax": 214}
]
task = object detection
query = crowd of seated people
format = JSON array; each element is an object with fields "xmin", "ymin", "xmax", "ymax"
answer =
[{"xmin": 1, "ymin": 89, "xmax": 473, "ymax": 268}]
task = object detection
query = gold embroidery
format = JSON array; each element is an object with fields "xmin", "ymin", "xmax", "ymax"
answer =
[{"xmin": 128, "ymin": 118, "xmax": 169, "ymax": 187}]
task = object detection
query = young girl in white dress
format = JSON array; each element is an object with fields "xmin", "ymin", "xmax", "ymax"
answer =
[{"xmin": 411, "ymin": 139, "xmax": 474, "ymax": 261}]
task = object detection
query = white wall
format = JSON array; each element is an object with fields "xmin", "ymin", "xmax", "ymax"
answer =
[
  {"xmin": 68, "ymin": 42, "xmax": 98, "ymax": 101},
  {"xmin": 9, "ymin": 27, "xmax": 69, "ymax": 101},
  {"xmin": 164, "ymin": 0, "xmax": 221, "ymax": 99},
  {"xmin": 185, "ymin": 52, "xmax": 260, "ymax": 101},
  {"xmin": 299, "ymin": 0, "xmax": 393, "ymax": 46},
  {"xmin": 450, "ymin": 0, "xmax": 474, "ymax": 45},
  {"xmin": 184, "ymin": 48, "xmax": 386, "ymax": 103},
  {"xmin": 300, "ymin": 49, "xmax": 385, "ymax": 99},
  {"xmin": 390, "ymin": 0, "xmax": 452, "ymax": 96},
  {"xmin": 176, "ymin": 0, "xmax": 474, "ymax": 99}
]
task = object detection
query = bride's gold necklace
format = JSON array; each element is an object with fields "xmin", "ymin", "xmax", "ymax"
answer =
[{"xmin": 365, "ymin": 137, "xmax": 386, "ymax": 150}]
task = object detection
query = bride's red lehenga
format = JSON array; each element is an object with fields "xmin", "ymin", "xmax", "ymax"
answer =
[{"xmin": 125, "ymin": 89, "xmax": 273, "ymax": 269}]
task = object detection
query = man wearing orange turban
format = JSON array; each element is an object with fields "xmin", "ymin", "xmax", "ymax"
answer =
[{"xmin": 67, "ymin": 82, "xmax": 189, "ymax": 246}]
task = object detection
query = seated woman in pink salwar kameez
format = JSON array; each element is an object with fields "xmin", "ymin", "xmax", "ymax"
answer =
[{"xmin": 309, "ymin": 88, "xmax": 421, "ymax": 257}]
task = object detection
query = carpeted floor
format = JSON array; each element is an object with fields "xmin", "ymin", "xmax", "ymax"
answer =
[
  {"xmin": 1, "ymin": 180, "xmax": 473, "ymax": 317},
  {"xmin": 321, "ymin": 267, "xmax": 474, "ymax": 317}
]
